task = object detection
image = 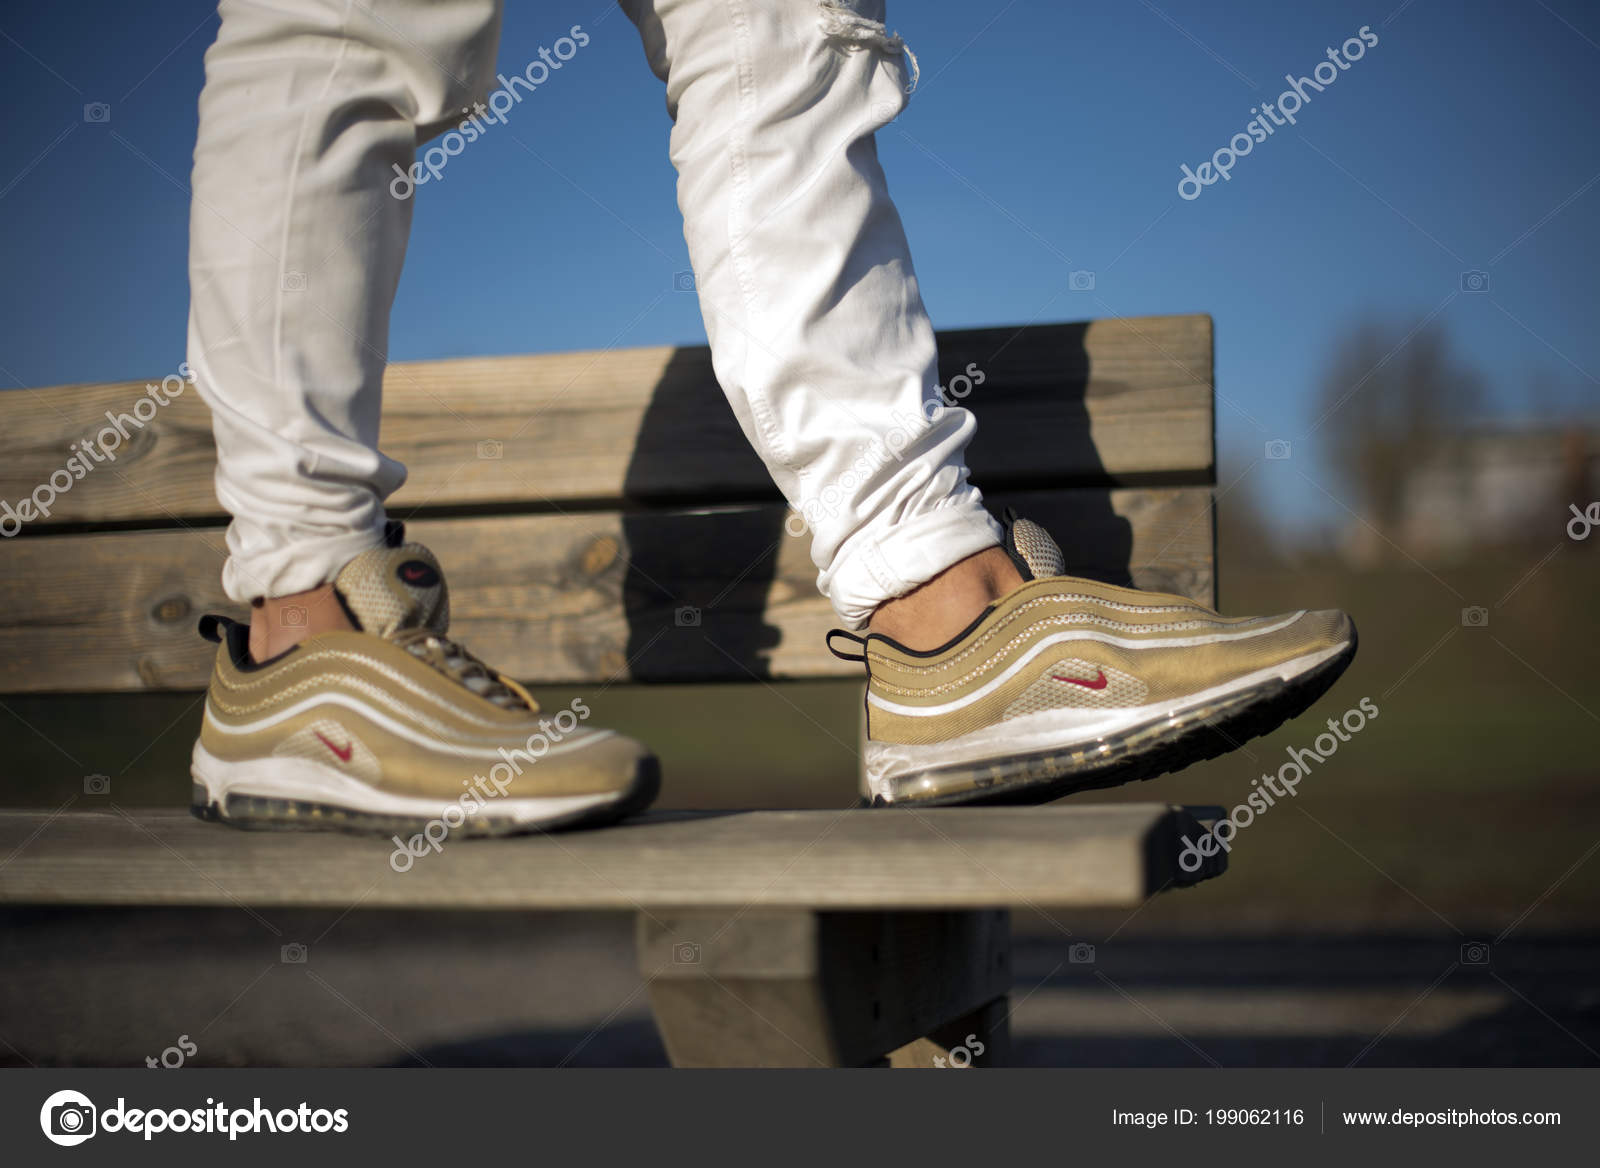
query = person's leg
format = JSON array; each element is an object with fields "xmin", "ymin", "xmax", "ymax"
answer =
[
  {"xmin": 186, "ymin": 0, "xmax": 656, "ymax": 834},
  {"xmin": 624, "ymin": 1, "xmax": 1356, "ymax": 808},
  {"xmin": 622, "ymin": 0, "xmax": 1012, "ymax": 642},
  {"xmin": 867, "ymin": 546, "xmax": 1020, "ymax": 648},
  {"xmin": 188, "ymin": 0, "xmax": 502, "ymax": 657}
]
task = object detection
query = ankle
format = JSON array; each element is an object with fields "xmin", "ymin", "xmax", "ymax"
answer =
[
  {"xmin": 249, "ymin": 584, "xmax": 355, "ymax": 663},
  {"xmin": 868, "ymin": 545, "xmax": 1024, "ymax": 652}
]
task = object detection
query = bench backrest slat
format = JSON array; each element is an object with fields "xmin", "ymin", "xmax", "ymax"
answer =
[
  {"xmin": 1, "ymin": 317, "xmax": 1211, "ymax": 526},
  {"xmin": 0, "ymin": 315, "xmax": 1214, "ymax": 692}
]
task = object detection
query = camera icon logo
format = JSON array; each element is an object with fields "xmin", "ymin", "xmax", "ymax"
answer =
[
  {"xmin": 40, "ymin": 1089, "xmax": 97, "ymax": 1146},
  {"xmin": 1265, "ymin": 439, "xmax": 1292, "ymax": 460},
  {"xmin": 280, "ymin": 605, "xmax": 308, "ymax": 627},
  {"xmin": 1068, "ymin": 270, "xmax": 1096, "ymax": 292},
  {"xmin": 83, "ymin": 102, "xmax": 111, "ymax": 124},
  {"xmin": 673, "ymin": 941, "xmax": 701, "ymax": 964},
  {"xmin": 870, "ymin": 100, "xmax": 900, "ymax": 125},
  {"xmin": 1460, "ymin": 270, "xmax": 1490, "ymax": 293},
  {"xmin": 476, "ymin": 439, "xmax": 503, "ymax": 460},
  {"xmin": 673, "ymin": 270, "xmax": 696, "ymax": 292},
  {"xmin": 281, "ymin": 270, "xmax": 308, "ymax": 292},
  {"xmin": 83, "ymin": 773, "xmax": 111, "ymax": 795},
  {"xmin": 674, "ymin": 606, "xmax": 701, "ymax": 628},
  {"xmin": 1460, "ymin": 941, "xmax": 1491, "ymax": 965},
  {"xmin": 1068, "ymin": 942, "xmax": 1096, "ymax": 964},
  {"xmin": 281, "ymin": 942, "xmax": 308, "ymax": 964},
  {"xmin": 1461, "ymin": 606, "xmax": 1489, "ymax": 628}
]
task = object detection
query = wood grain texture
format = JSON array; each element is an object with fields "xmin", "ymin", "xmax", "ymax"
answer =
[
  {"xmin": 0, "ymin": 316, "xmax": 1213, "ymax": 529},
  {"xmin": 0, "ymin": 804, "xmax": 1223, "ymax": 910},
  {"xmin": 0, "ymin": 488, "xmax": 1213, "ymax": 692}
]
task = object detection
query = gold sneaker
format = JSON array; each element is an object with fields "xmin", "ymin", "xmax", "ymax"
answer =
[
  {"xmin": 191, "ymin": 524, "xmax": 658, "ymax": 835},
  {"xmin": 831, "ymin": 514, "xmax": 1356, "ymax": 806}
]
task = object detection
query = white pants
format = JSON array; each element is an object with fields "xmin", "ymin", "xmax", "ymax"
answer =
[{"xmin": 188, "ymin": 0, "xmax": 1002, "ymax": 629}]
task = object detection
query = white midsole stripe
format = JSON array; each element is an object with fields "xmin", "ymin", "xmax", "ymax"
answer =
[
  {"xmin": 862, "ymin": 641, "xmax": 1349, "ymax": 792},
  {"xmin": 224, "ymin": 647, "xmax": 531, "ymax": 731},
  {"xmin": 192, "ymin": 742, "xmax": 617, "ymax": 823},
  {"xmin": 204, "ymin": 692, "xmax": 613, "ymax": 762},
  {"xmin": 867, "ymin": 612, "xmax": 1308, "ymax": 718}
]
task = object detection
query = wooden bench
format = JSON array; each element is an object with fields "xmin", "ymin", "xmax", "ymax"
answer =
[{"xmin": 0, "ymin": 314, "xmax": 1222, "ymax": 1066}]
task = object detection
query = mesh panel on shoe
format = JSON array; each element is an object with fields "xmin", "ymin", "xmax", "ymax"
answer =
[
  {"xmin": 333, "ymin": 542, "xmax": 450, "ymax": 637},
  {"xmin": 871, "ymin": 607, "xmax": 1349, "ymax": 745},
  {"xmin": 270, "ymin": 718, "xmax": 382, "ymax": 783},
  {"xmin": 1007, "ymin": 516, "xmax": 1066, "ymax": 579},
  {"xmin": 1002, "ymin": 658, "xmax": 1150, "ymax": 719},
  {"xmin": 331, "ymin": 539, "xmax": 535, "ymax": 711}
]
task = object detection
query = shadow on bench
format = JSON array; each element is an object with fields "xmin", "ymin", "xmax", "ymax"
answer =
[{"xmin": 0, "ymin": 315, "xmax": 1221, "ymax": 1066}]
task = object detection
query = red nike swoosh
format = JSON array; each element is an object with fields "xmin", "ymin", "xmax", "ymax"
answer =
[
  {"xmin": 1052, "ymin": 670, "xmax": 1107, "ymax": 690},
  {"xmin": 313, "ymin": 730, "xmax": 354, "ymax": 763}
]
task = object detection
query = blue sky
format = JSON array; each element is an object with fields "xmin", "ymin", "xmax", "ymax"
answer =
[{"xmin": 2, "ymin": 0, "xmax": 1596, "ymax": 529}]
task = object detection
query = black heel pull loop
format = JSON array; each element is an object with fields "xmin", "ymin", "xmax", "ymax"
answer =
[
  {"xmin": 825, "ymin": 628, "xmax": 869, "ymax": 663},
  {"xmin": 197, "ymin": 613, "xmax": 233, "ymax": 644}
]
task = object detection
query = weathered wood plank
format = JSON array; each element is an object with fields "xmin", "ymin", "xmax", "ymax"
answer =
[
  {"xmin": 0, "ymin": 488, "xmax": 1212, "ymax": 692},
  {"xmin": 0, "ymin": 805, "xmax": 1223, "ymax": 910},
  {"xmin": 0, "ymin": 316, "xmax": 1213, "ymax": 529}
]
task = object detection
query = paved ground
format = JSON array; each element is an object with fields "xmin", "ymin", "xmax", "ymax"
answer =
[{"xmin": 4, "ymin": 909, "xmax": 1595, "ymax": 1067}]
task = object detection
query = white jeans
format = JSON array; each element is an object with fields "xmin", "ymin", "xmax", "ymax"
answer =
[{"xmin": 188, "ymin": 0, "xmax": 1002, "ymax": 628}]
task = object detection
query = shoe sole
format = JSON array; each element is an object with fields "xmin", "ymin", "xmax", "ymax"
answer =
[
  {"xmin": 863, "ymin": 628, "xmax": 1358, "ymax": 807},
  {"xmin": 190, "ymin": 743, "xmax": 660, "ymax": 838}
]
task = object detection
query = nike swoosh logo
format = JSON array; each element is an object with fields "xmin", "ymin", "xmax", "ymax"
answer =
[
  {"xmin": 313, "ymin": 729, "xmax": 354, "ymax": 762},
  {"xmin": 1051, "ymin": 670, "xmax": 1107, "ymax": 690}
]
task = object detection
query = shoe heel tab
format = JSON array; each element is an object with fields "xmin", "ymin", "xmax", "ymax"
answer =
[
  {"xmin": 197, "ymin": 613, "xmax": 235, "ymax": 644},
  {"xmin": 999, "ymin": 508, "xmax": 1036, "ymax": 583},
  {"xmin": 825, "ymin": 629, "xmax": 868, "ymax": 663},
  {"xmin": 198, "ymin": 613, "xmax": 257, "ymax": 669}
]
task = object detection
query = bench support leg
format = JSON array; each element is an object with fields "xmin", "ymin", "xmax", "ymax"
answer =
[{"xmin": 636, "ymin": 908, "xmax": 1010, "ymax": 1067}]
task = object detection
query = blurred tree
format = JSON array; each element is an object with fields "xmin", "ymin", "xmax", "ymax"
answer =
[
  {"xmin": 1215, "ymin": 459, "xmax": 1281, "ymax": 567},
  {"xmin": 1314, "ymin": 320, "xmax": 1485, "ymax": 551}
]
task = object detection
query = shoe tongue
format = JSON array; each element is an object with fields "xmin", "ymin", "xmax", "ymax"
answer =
[
  {"xmin": 333, "ymin": 537, "xmax": 450, "ymax": 637},
  {"xmin": 1002, "ymin": 510, "xmax": 1065, "ymax": 581}
]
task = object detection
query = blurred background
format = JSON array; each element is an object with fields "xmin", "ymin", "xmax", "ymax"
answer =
[{"xmin": 2, "ymin": 0, "xmax": 1597, "ymax": 1066}]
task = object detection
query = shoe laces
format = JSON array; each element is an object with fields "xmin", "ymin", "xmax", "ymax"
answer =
[{"xmin": 390, "ymin": 627, "xmax": 539, "ymax": 712}]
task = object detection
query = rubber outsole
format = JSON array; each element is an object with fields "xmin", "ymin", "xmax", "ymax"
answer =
[
  {"xmin": 868, "ymin": 628, "xmax": 1358, "ymax": 808},
  {"xmin": 190, "ymin": 756, "xmax": 661, "ymax": 838}
]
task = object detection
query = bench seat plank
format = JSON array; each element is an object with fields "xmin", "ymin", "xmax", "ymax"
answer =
[{"xmin": 0, "ymin": 804, "xmax": 1222, "ymax": 910}]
